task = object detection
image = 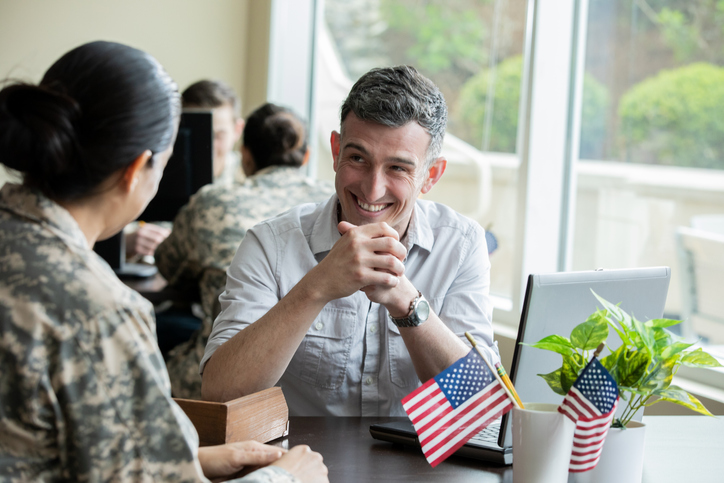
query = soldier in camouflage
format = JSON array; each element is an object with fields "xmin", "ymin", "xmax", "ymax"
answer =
[
  {"xmin": 156, "ymin": 103, "xmax": 334, "ymax": 399},
  {"xmin": 0, "ymin": 42, "xmax": 327, "ymax": 482}
]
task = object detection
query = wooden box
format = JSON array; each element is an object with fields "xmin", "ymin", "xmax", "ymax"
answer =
[{"xmin": 174, "ymin": 387, "xmax": 289, "ymax": 446}]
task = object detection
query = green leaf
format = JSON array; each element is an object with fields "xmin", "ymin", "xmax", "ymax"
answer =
[
  {"xmin": 652, "ymin": 328, "xmax": 673, "ymax": 353},
  {"xmin": 654, "ymin": 385, "xmax": 714, "ymax": 416},
  {"xmin": 607, "ymin": 320, "xmax": 634, "ymax": 347},
  {"xmin": 615, "ymin": 349, "xmax": 651, "ymax": 387},
  {"xmin": 628, "ymin": 331, "xmax": 645, "ymax": 351},
  {"xmin": 600, "ymin": 345, "xmax": 622, "ymax": 372},
  {"xmin": 681, "ymin": 348, "xmax": 724, "ymax": 368},
  {"xmin": 570, "ymin": 311, "xmax": 609, "ymax": 350},
  {"xmin": 620, "ymin": 385, "xmax": 650, "ymax": 397},
  {"xmin": 561, "ymin": 353, "xmax": 586, "ymax": 394},
  {"xmin": 537, "ymin": 368, "xmax": 566, "ymax": 396},
  {"xmin": 522, "ymin": 335, "xmax": 575, "ymax": 357},
  {"xmin": 646, "ymin": 318, "xmax": 682, "ymax": 329},
  {"xmin": 640, "ymin": 358, "xmax": 676, "ymax": 392},
  {"xmin": 592, "ymin": 291, "xmax": 623, "ymax": 319},
  {"xmin": 632, "ymin": 315, "xmax": 655, "ymax": 355},
  {"xmin": 661, "ymin": 341, "xmax": 696, "ymax": 360}
]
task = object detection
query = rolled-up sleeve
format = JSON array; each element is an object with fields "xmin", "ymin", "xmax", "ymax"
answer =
[
  {"xmin": 200, "ymin": 224, "xmax": 280, "ymax": 373},
  {"xmin": 434, "ymin": 222, "xmax": 499, "ymax": 365}
]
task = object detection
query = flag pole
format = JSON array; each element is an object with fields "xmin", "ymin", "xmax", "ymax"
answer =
[
  {"xmin": 593, "ymin": 342, "xmax": 604, "ymax": 358},
  {"xmin": 465, "ymin": 332, "xmax": 522, "ymax": 410}
]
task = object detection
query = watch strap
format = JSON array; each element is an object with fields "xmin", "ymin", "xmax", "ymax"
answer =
[{"xmin": 389, "ymin": 291, "xmax": 426, "ymax": 327}]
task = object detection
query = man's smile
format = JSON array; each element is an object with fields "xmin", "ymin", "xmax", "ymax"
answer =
[{"xmin": 354, "ymin": 194, "xmax": 392, "ymax": 213}]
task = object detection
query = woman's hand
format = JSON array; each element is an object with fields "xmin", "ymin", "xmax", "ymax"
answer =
[
  {"xmin": 271, "ymin": 445, "xmax": 329, "ymax": 483},
  {"xmin": 198, "ymin": 440, "xmax": 285, "ymax": 480}
]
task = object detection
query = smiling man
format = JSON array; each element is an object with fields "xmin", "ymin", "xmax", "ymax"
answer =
[{"xmin": 200, "ymin": 66, "xmax": 499, "ymax": 416}]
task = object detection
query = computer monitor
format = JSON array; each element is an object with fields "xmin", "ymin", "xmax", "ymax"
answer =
[
  {"xmin": 139, "ymin": 110, "xmax": 214, "ymax": 222},
  {"xmin": 94, "ymin": 110, "xmax": 214, "ymax": 277}
]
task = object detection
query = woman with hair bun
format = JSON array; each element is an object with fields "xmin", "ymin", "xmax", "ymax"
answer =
[
  {"xmin": 0, "ymin": 42, "xmax": 327, "ymax": 483},
  {"xmin": 155, "ymin": 103, "xmax": 334, "ymax": 400}
]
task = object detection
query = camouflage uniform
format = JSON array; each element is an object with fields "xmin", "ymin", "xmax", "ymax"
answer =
[
  {"xmin": 155, "ymin": 166, "xmax": 334, "ymax": 399},
  {"xmin": 0, "ymin": 183, "xmax": 295, "ymax": 483}
]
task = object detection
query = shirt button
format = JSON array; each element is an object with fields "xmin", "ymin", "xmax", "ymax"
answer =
[
  {"xmin": 314, "ymin": 322, "xmax": 323, "ymax": 330},
  {"xmin": 365, "ymin": 377, "xmax": 373, "ymax": 385},
  {"xmin": 370, "ymin": 325, "xmax": 377, "ymax": 334}
]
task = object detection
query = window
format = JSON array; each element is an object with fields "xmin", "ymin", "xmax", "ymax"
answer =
[{"xmin": 571, "ymin": 0, "xmax": 724, "ymax": 345}]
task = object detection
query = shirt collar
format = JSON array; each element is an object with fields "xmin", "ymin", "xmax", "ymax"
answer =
[
  {"xmin": 0, "ymin": 183, "xmax": 90, "ymax": 251},
  {"xmin": 308, "ymin": 194, "xmax": 435, "ymax": 256},
  {"xmin": 309, "ymin": 194, "xmax": 342, "ymax": 256},
  {"xmin": 403, "ymin": 202, "xmax": 434, "ymax": 254}
]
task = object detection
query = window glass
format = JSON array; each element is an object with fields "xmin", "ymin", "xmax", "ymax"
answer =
[{"xmin": 573, "ymin": 0, "xmax": 724, "ymax": 345}]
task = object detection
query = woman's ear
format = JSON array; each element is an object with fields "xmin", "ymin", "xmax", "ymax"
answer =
[
  {"xmin": 121, "ymin": 150, "xmax": 153, "ymax": 193},
  {"xmin": 241, "ymin": 145, "xmax": 255, "ymax": 177}
]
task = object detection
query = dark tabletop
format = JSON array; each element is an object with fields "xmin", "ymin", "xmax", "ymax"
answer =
[{"xmin": 276, "ymin": 416, "xmax": 724, "ymax": 483}]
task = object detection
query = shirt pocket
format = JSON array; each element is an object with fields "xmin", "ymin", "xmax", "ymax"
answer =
[
  {"xmin": 387, "ymin": 295, "xmax": 445, "ymax": 389},
  {"xmin": 287, "ymin": 306, "xmax": 356, "ymax": 390}
]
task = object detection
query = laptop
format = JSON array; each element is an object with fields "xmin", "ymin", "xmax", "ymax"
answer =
[{"xmin": 369, "ymin": 267, "xmax": 671, "ymax": 465}]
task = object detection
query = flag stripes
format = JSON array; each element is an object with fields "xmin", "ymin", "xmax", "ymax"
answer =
[
  {"xmin": 401, "ymin": 349, "xmax": 514, "ymax": 467},
  {"xmin": 568, "ymin": 400, "xmax": 617, "ymax": 472},
  {"xmin": 557, "ymin": 357, "xmax": 619, "ymax": 474}
]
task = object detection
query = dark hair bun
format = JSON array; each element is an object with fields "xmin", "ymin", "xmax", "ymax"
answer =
[
  {"xmin": 244, "ymin": 103, "xmax": 307, "ymax": 171},
  {"xmin": 0, "ymin": 83, "xmax": 81, "ymax": 179}
]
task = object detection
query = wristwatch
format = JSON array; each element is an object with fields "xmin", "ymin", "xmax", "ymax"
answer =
[{"xmin": 389, "ymin": 291, "xmax": 430, "ymax": 328}]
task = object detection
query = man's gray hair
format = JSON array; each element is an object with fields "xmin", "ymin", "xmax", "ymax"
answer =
[{"xmin": 340, "ymin": 65, "xmax": 447, "ymax": 167}]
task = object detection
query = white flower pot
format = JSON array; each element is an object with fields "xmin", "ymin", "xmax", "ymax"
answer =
[{"xmin": 569, "ymin": 421, "xmax": 646, "ymax": 483}]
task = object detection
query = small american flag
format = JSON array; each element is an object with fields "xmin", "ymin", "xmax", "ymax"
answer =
[
  {"xmin": 558, "ymin": 357, "xmax": 619, "ymax": 473},
  {"xmin": 401, "ymin": 349, "xmax": 513, "ymax": 467}
]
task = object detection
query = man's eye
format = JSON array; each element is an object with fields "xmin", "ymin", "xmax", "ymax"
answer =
[
  {"xmin": 350, "ymin": 155, "xmax": 364, "ymax": 163},
  {"xmin": 391, "ymin": 165, "xmax": 407, "ymax": 172}
]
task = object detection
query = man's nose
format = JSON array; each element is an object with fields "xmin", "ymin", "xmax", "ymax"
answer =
[{"xmin": 361, "ymin": 170, "xmax": 386, "ymax": 202}]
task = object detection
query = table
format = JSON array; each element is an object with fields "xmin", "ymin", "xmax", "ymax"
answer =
[{"xmin": 274, "ymin": 416, "xmax": 724, "ymax": 482}]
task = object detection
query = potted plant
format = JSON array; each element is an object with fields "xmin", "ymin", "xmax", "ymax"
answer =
[{"xmin": 527, "ymin": 291, "xmax": 721, "ymax": 483}]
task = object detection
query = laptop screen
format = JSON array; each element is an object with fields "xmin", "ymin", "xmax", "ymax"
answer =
[{"xmin": 499, "ymin": 267, "xmax": 671, "ymax": 449}]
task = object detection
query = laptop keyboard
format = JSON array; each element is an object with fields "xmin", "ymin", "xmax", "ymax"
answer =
[{"xmin": 468, "ymin": 419, "xmax": 501, "ymax": 444}]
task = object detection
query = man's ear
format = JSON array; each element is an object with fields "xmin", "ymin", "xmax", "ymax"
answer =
[
  {"xmin": 234, "ymin": 118, "xmax": 244, "ymax": 143},
  {"xmin": 121, "ymin": 150, "xmax": 153, "ymax": 194},
  {"xmin": 421, "ymin": 157, "xmax": 447, "ymax": 194},
  {"xmin": 330, "ymin": 131, "xmax": 341, "ymax": 172}
]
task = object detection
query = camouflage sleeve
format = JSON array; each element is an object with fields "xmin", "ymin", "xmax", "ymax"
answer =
[
  {"xmin": 2, "ymin": 305, "xmax": 207, "ymax": 481},
  {"xmin": 234, "ymin": 466, "xmax": 299, "ymax": 483},
  {"xmin": 199, "ymin": 267, "xmax": 227, "ymax": 321},
  {"xmin": 155, "ymin": 198, "xmax": 203, "ymax": 288}
]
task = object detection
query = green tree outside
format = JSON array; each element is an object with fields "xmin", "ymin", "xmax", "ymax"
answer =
[
  {"xmin": 457, "ymin": 56, "xmax": 609, "ymax": 157},
  {"xmin": 618, "ymin": 62, "xmax": 724, "ymax": 169}
]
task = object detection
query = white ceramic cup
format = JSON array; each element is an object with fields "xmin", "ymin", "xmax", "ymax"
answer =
[{"xmin": 512, "ymin": 402, "xmax": 576, "ymax": 483}]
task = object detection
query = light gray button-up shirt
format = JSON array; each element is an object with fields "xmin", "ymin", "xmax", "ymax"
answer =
[{"xmin": 201, "ymin": 195, "xmax": 499, "ymax": 416}]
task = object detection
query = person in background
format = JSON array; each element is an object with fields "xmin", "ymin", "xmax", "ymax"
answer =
[
  {"xmin": 200, "ymin": 66, "xmax": 498, "ymax": 416},
  {"xmin": 156, "ymin": 102, "xmax": 334, "ymax": 399},
  {"xmin": 0, "ymin": 41, "xmax": 327, "ymax": 483},
  {"xmin": 181, "ymin": 78, "xmax": 245, "ymax": 187},
  {"xmin": 125, "ymin": 79, "xmax": 245, "ymax": 259}
]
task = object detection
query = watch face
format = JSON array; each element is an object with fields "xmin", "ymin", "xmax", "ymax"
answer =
[{"xmin": 416, "ymin": 299, "xmax": 430, "ymax": 322}]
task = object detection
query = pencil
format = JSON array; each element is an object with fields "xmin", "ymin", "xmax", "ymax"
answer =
[
  {"xmin": 464, "ymin": 332, "xmax": 522, "ymax": 410},
  {"xmin": 494, "ymin": 362, "xmax": 524, "ymax": 409}
]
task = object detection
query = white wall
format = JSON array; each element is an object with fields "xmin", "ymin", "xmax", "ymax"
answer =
[
  {"xmin": 0, "ymin": 0, "xmax": 277, "ymax": 186},
  {"xmin": 0, "ymin": 0, "xmax": 249, "ymax": 95}
]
